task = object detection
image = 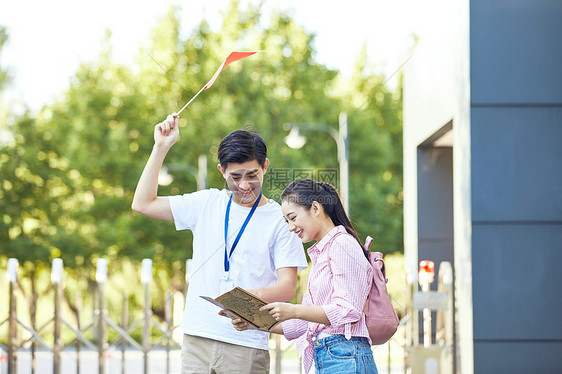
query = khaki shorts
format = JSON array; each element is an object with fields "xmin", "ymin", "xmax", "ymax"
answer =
[{"xmin": 181, "ymin": 334, "xmax": 270, "ymax": 374}]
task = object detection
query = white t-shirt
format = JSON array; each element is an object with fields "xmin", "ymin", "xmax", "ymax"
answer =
[{"xmin": 169, "ymin": 188, "xmax": 307, "ymax": 350}]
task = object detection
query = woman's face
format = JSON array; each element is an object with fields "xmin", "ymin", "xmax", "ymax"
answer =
[{"xmin": 281, "ymin": 200, "xmax": 320, "ymax": 243}]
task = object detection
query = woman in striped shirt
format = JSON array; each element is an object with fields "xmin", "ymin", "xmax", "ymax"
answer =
[{"xmin": 232, "ymin": 179, "xmax": 377, "ymax": 373}]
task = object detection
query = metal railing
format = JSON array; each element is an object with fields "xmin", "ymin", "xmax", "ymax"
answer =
[
  {"xmin": 2, "ymin": 257, "xmax": 408, "ymax": 374},
  {"xmin": 1, "ymin": 258, "xmax": 180, "ymax": 374}
]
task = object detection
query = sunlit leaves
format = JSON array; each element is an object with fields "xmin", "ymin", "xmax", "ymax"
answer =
[{"xmin": 0, "ymin": 1, "xmax": 404, "ymax": 284}]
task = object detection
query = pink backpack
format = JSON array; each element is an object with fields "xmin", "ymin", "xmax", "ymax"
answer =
[
  {"xmin": 362, "ymin": 236, "xmax": 399, "ymax": 345},
  {"xmin": 328, "ymin": 233, "xmax": 399, "ymax": 345}
]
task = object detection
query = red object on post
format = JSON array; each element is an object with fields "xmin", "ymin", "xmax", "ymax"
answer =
[
  {"xmin": 418, "ymin": 260, "xmax": 435, "ymax": 287},
  {"xmin": 419, "ymin": 260, "xmax": 435, "ymax": 276}
]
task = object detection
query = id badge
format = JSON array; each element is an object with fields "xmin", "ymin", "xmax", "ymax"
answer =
[{"xmin": 219, "ymin": 273, "xmax": 235, "ymax": 294}]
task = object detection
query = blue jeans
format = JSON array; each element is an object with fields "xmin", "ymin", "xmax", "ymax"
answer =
[{"xmin": 313, "ymin": 335, "xmax": 378, "ymax": 373}]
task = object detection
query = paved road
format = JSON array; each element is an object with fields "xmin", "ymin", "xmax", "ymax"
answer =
[{"xmin": 2, "ymin": 347, "xmax": 403, "ymax": 374}]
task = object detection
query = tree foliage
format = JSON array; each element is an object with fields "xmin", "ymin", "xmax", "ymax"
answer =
[
  {"xmin": 1, "ymin": 1, "xmax": 403, "ymax": 294},
  {"xmin": 0, "ymin": 26, "xmax": 8, "ymax": 91}
]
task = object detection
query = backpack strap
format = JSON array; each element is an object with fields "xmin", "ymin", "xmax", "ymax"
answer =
[
  {"xmin": 364, "ymin": 236, "xmax": 374, "ymax": 251},
  {"xmin": 325, "ymin": 232, "xmax": 347, "ymax": 271},
  {"xmin": 326, "ymin": 233, "xmax": 388, "ymax": 280},
  {"xmin": 364, "ymin": 236, "xmax": 387, "ymax": 279},
  {"xmin": 326, "ymin": 233, "xmax": 373, "ymax": 266}
]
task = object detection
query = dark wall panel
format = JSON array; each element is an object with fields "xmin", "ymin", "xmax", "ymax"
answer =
[
  {"xmin": 474, "ymin": 341, "xmax": 562, "ymax": 374},
  {"xmin": 471, "ymin": 0, "xmax": 562, "ymax": 104},
  {"xmin": 418, "ymin": 147, "xmax": 454, "ymax": 238},
  {"xmin": 472, "ymin": 223, "xmax": 562, "ymax": 340},
  {"xmin": 471, "ymin": 107, "xmax": 562, "ymax": 222}
]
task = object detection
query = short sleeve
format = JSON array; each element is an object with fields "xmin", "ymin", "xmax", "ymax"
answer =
[
  {"xmin": 272, "ymin": 224, "xmax": 307, "ymax": 271},
  {"xmin": 168, "ymin": 189, "xmax": 215, "ymax": 231}
]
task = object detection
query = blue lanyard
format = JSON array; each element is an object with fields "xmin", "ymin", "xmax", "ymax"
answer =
[{"xmin": 224, "ymin": 190, "xmax": 262, "ymax": 272}]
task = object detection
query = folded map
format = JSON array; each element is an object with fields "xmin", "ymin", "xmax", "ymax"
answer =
[{"xmin": 201, "ymin": 287, "xmax": 279, "ymax": 331}]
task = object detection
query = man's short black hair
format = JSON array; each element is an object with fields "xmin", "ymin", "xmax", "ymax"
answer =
[{"xmin": 217, "ymin": 130, "xmax": 267, "ymax": 170}]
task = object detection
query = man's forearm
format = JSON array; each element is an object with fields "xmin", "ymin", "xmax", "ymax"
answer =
[
  {"xmin": 131, "ymin": 145, "xmax": 172, "ymax": 218},
  {"xmin": 251, "ymin": 282, "xmax": 296, "ymax": 303},
  {"xmin": 250, "ymin": 267, "xmax": 298, "ymax": 302}
]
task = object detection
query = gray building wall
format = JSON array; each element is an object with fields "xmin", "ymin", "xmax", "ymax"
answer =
[
  {"xmin": 470, "ymin": 0, "xmax": 562, "ymax": 372},
  {"xmin": 404, "ymin": 0, "xmax": 562, "ymax": 373}
]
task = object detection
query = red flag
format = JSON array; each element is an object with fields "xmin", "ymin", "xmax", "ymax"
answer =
[
  {"xmin": 177, "ymin": 51, "xmax": 263, "ymax": 114},
  {"xmin": 204, "ymin": 51, "xmax": 263, "ymax": 89}
]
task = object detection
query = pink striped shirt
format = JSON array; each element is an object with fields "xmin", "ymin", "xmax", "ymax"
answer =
[{"xmin": 281, "ymin": 225, "xmax": 373, "ymax": 373}]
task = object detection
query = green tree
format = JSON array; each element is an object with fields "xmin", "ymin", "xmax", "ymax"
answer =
[
  {"xmin": 0, "ymin": 27, "xmax": 80, "ymax": 342},
  {"xmin": 39, "ymin": 2, "xmax": 345, "ymax": 267},
  {"xmin": 343, "ymin": 45, "xmax": 404, "ymax": 253},
  {"xmin": 1, "ymin": 1, "xmax": 404, "ymax": 332},
  {"xmin": 0, "ymin": 25, "xmax": 11, "ymax": 138},
  {"xmin": 0, "ymin": 26, "xmax": 8, "ymax": 91}
]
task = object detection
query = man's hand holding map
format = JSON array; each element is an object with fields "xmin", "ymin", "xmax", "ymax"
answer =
[{"xmin": 200, "ymin": 287, "xmax": 280, "ymax": 331}]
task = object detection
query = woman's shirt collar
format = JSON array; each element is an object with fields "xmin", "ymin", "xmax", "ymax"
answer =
[{"xmin": 307, "ymin": 225, "xmax": 347, "ymax": 255}]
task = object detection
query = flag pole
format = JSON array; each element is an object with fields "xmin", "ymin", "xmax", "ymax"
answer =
[{"xmin": 177, "ymin": 85, "xmax": 206, "ymax": 115}]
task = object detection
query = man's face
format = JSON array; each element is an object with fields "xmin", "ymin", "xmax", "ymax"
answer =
[{"xmin": 218, "ymin": 159, "xmax": 269, "ymax": 206}]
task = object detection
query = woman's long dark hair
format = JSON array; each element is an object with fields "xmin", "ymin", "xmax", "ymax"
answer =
[{"xmin": 281, "ymin": 179, "xmax": 368, "ymax": 259}]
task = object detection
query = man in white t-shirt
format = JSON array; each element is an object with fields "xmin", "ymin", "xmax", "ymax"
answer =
[{"xmin": 132, "ymin": 113, "xmax": 307, "ymax": 373}]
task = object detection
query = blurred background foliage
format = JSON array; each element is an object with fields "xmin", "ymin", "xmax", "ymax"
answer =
[{"xmin": 0, "ymin": 1, "xmax": 403, "ymax": 337}]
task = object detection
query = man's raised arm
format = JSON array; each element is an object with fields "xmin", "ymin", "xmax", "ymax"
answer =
[{"xmin": 131, "ymin": 113, "xmax": 179, "ymax": 221}]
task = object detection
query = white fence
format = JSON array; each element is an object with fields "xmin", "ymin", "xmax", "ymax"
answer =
[
  {"xmin": 1, "ymin": 258, "xmax": 183, "ymax": 374},
  {"xmin": 1, "ymin": 258, "xmax": 406, "ymax": 374}
]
